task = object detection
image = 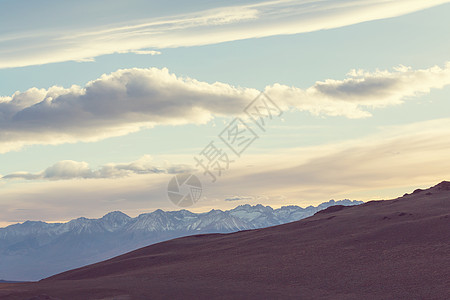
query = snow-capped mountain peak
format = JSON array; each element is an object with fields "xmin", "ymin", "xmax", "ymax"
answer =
[{"xmin": 0, "ymin": 200, "xmax": 363, "ymax": 281}]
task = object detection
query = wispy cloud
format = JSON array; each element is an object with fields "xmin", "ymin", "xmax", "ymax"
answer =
[
  {"xmin": 1, "ymin": 62, "xmax": 450, "ymax": 153},
  {"xmin": 208, "ymin": 118, "xmax": 450, "ymax": 204},
  {"xmin": 1, "ymin": 0, "xmax": 449, "ymax": 68},
  {"xmin": 2, "ymin": 118, "xmax": 450, "ymax": 224},
  {"xmin": 118, "ymin": 50, "xmax": 161, "ymax": 56},
  {"xmin": 224, "ymin": 195, "xmax": 255, "ymax": 202}
]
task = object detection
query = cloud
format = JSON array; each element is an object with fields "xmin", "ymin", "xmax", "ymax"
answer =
[
  {"xmin": 224, "ymin": 195, "xmax": 254, "ymax": 202},
  {"xmin": 265, "ymin": 63, "xmax": 450, "ymax": 118},
  {"xmin": 0, "ymin": 67, "xmax": 259, "ymax": 153},
  {"xmin": 1, "ymin": 0, "xmax": 449, "ymax": 68},
  {"xmin": 1, "ymin": 63, "xmax": 450, "ymax": 153},
  {"xmin": 1, "ymin": 155, "xmax": 194, "ymax": 181},
  {"xmin": 118, "ymin": 50, "xmax": 161, "ymax": 56}
]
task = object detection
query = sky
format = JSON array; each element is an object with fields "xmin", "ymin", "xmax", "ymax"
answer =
[{"xmin": 1, "ymin": 0, "xmax": 450, "ymax": 226}]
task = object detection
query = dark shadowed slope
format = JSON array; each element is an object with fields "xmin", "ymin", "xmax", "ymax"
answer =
[{"xmin": 1, "ymin": 182, "xmax": 449, "ymax": 300}]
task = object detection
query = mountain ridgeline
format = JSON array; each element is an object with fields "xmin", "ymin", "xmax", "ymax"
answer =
[
  {"xmin": 0, "ymin": 200, "xmax": 361, "ymax": 281},
  {"xmin": 2, "ymin": 182, "xmax": 449, "ymax": 299}
]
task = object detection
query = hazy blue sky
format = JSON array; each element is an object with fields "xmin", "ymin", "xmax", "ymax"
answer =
[{"xmin": 1, "ymin": 0, "xmax": 450, "ymax": 226}]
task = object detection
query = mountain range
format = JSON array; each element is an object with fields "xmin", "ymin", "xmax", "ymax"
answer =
[
  {"xmin": 1, "ymin": 182, "xmax": 448, "ymax": 299},
  {"xmin": 0, "ymin": 199, "xmax": 362, "ymax": 281}
]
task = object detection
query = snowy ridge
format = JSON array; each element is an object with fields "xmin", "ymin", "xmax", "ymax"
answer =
[{"xmin": 0, "ymin": 200, "xmax": 362, "ymax": 281}]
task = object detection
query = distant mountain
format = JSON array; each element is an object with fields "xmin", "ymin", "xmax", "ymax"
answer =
[
  {"xmin": 0, "ymin": 200, "xmax": 361, "ymax": 281},
  {"xmin": 1, "ymin": 182, "xmax": 448, "ymax": 300}
]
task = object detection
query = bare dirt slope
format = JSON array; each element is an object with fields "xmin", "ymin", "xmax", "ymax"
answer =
[{"xmin": 1, "ymin": 182, "xmax": 449, "ymax": 300}]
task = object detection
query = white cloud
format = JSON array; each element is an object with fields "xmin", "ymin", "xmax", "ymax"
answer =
[
  {"xmin": 118, "ymin": 50, "xmax": 161, "ymax": 55},
  {"xmin": 1, "ymin": 155, "xmax": 194, "ymax": 181},
  {"xmin": 1, "ymin": 0, "xmax": 449, "ymax": 68},
  {"xmin": 0, "ymin": 67, "xmax": 259, "ymax": 153},
  {"xmin": 224, "ymin": 195, "xmax": 255, "ymax": 202},
  {"xmin": 1, "ymin": 63, "xmax": 450, "ymax": 153},
  {"xmin": 265, "ymin": 62, "xmax": 450, "ymax": 118}
]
